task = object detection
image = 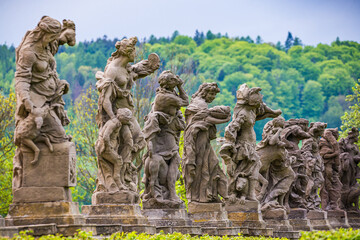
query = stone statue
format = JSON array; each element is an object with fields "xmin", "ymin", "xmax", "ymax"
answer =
[
  {"xmin": 280, "ymin": 119, "xmax": 311, "ymax": 209},
  {"xmin": 49, "ymin": 19, "xmax": 76, "ymax": 55},
  {"xmin": 301, "ymin": 122, "xmax": 327, "ymax": 210},
  {"xmin": 183, "ymin": 82, "xmax": 231, "ymax": 203},
  {"xmin": 13, "ymin": 16, "xmax": 73, "ymax": 191},
  {"xmin": 256, "ymin": 116, "xmax": 295, "ymax": 212},
  {"xmin": 220, "ymin": 84, "xmax": 281, "ymax": 204},
  {"xmin": 319, "ymin": 128, "xmax": 342, "ymax": 211},
  {"xmin": 339, "ymin": 127, "xmax": 360, "ymax": 212},
  {"xmin": 94, "ymin": 37, "xmax": 160, "ymax": 202},
  {"xmin": 141, "ymin": 71, "xmax": 189, "ymax": 208}
]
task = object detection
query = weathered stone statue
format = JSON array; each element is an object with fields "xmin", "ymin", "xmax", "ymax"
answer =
[
  {"xmin": 280, "ymin": 119, "xmax": 311, "ymax": 209},
  {"xmin": 49, "ymin": 19, "xmax": 76, "ymax": 56},
  {"xmin": 220, "ymin": 84, "xmax": 282, "ymax": 204},
  {"xmin": 256, "ymin": 116, "xmax": 295, "ymax": 213},
  {"xmin": 319, "ymin": 128, "xmax": 342, "ymax": 211},
  {"xmin": 183, "ymin": 82, "xmax": 230, "ymax": 203},
  {"xmin": 93, "ymin": 37, "xmax": 160, "ymax": 203},
  {"xmin": 8, "ymin": 16, "xmax": 83, "ymax": 226},
  {"xmin": 339, "ymin": 127, "xmax": 360, "ymax": 211},
  {"xmin": 301, "ymin": 122, "xmax": 327, "ymax": 210},
  {"xmin": 141, "ymin": 71, "xmax": 189, "ymax": 209}
]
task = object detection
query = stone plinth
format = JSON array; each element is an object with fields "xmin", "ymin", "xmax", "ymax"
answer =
[
  {"xmin": 202, "ymin": 227, "xmax": 242, "ymax": 236},
  {"xmin": 0, "ymin": 224, "xmax": 57, "ymax": 238},
  {"xmin": 188, "ymin": 202, "xmax": 231, "ymax": 227},
  {"xmin": 142, "ymin": 198, "xmax": 184, "ymax": 209},
  {"xmin": 0, "ymin": 217, "xmax": 4, "ymax": 227},
  {"xmin": 5, "ymin": 202, "xmax": 84, "ymax": 226},
  {"xmin": 81, "ymin": 203, "xmax": 156, "ymax": 233},
  {"xmin": 262, "ymin": 208, "xmax": 293, "ymax": 231},
  {"xmin": 142, "ymin": 208, "xmax": 200, "ymax": 235},
  {"xmin": 288, "ymin": 208, "xmax": 312, "ymax": 231},
  {"xmin": 225, "ymin": 200, "xmax": 272, "ymax": 237},
  {"xmin": 307, "ymin": 210, "xmax": 332, "ymax": 230},
  {"xmin": 346, "ymin": 211, "xmax": 360, "ymax": 229},
  {"xmin": 326, "ymin": 210, "xmax": 350, "ymax": 229},
  {"xmin": 92, "ymin": 191, "xmax": 139, "ymax": 205}
]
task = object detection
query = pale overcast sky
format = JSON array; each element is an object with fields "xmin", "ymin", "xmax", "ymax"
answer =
[{"xmin": 0, "ymin": 0, "xmax": 359, "ymax": 46}]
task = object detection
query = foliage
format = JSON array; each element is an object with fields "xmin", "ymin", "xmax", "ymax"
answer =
[
  {"xmin": 300, "ymin": 228, "xmax": 360, "ymax": 240},
  {"xmin": 340, "ymin": 79, "xmax": 360, "ymax": 147},
  {"xmin": 0, "ymin": 91, "xmax": 16, "ymax": 216}
]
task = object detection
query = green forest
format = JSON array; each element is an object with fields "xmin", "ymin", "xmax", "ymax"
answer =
[{"xmin": 1, "ymin": 31, "xmax": 360, "ymax": 215}]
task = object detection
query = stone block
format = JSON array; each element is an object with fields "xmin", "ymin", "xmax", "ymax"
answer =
[
  {"xmin": 273, "ymin": 231, "xmax": 300, "ymax": 240},
  {"xmin": 187, "ymin": 202, "xmax": 231, "ymax": 227},
  {"xmin": 306, "ymin": 210, "xmax": 332, "ymax": 230},
  {"xmin": 225, "ymin": 200, "xmax": 259, "ymax": 213},
  {"xmin": 326, "ymin": 210, "xmax": 350, "ymax": 229},
  {"xmin": 142, "ymin": 198, "xmax": 185, "ymax": 209},
  {"xmin": 0, "ymin": 217, "xmax": 4, "ymax": 227},
  {"xmin": 202, "ymin": 227, "xmax": 241, "ymax": 236},
  {"xmin": 13, "ymin": 187, "xmax": 72, "ymax": 203},
  {"xmin": 346, "ymin": 211, "xmax": 360, "ymax": 229},
  {"xmin": 82, "ymin": 204, "xmax": 148, "ymax": 225},
  {"xmin": 188, "ymin": 202, "xmax": 224, "ymax": 213},
  {"xmin": 156, "ymin": 226, "xmax": 202, "ymax": 235},
  {"xmin": 0, "ymin": 224, "xmax": 57, "ymax": 238},
  {"xmin": 288, "ymin": 208, "xmax": 312, "ymax": 231},
  {"xmin": 92, "ymin": 191, "xmax": 139, "ymax": 205},
  {"xmin": 262, "ymin": 208, "xmax": 287, "ymax": 220},
  {"xmin": 56, "ymin": 224, "xmax": 123, "ymax": 236},
  {"xmin": 122, "ymin": 224, "xmax": 157, "ymax": 234},
  {"xmin": 5, "ymin": 202, "xmax": 84, "ymax": 226},
  {"xmin": 22, "ymin": 142, "xmax": 76, "ymax": 188},
  {"xmin": 142, "ymin": 209, "xmax": 190, "ymax": 227},
  {"xmin": 247, "ymin": 227, "xmax": 273, "ymax": 237}
]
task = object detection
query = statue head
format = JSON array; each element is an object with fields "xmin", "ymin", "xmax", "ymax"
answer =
[
  {"xmin": 158, "ymin": 70, "xmax": 183, "ymax": 90},
  {"xmin": 58, "ymin": 19, "xmax": 76, "ymax": 46},
  {"xmin": 347, "ymin": 127, "xmax": 359, "ymax": 144},
  {"xmin": 308, "ymin": 122, "xmax": 327, "ymax": 138},
  {"xmin": 31, "ymin": 106, "xmax": 49, "ymax": 130},
  {"xmin": 191, "ymin": 82, "xmax": 220, "ymax": 103},
  {"xmin": 236, "ymin": 84, "xmax": 262, "ymax": 107},
  {"xmin": 235, "ymin": 177, "xmax": 248, "ymax": 192},
  {"xmin": 327, "ymin": 128, "xmax": 339, "ymax": 140},
  {"xmin": 112, "ymin": 37, "xmax": 137, "ymax": 62},
  {"xmin": 116, "ymin": 108, "xmax": 133, "ymax": 124},
  {"xmin": 273, "ymin": 116, "xmax": 285, "ymax": 128}
]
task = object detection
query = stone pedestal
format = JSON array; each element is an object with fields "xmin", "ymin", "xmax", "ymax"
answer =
[
  {"xmin": 307, "ymin": 210, "xmax": 332, "ymax": 230},
  {"xmin": 5, "ymin": 202, "xmax": 84, "ymax": 226},
  {"xmin": 346, "ymin": 211, "xmax": 360, "ymax": 229},
  {"xmin": 188, "ymin": 202, "xmax": 231, "ymax": 227},
  {"xmin": 326, "ymin": 210, "xmax": 350, "ymax": 229},
  {"xmin": 0, "ymin": 217, "xmax": 4, "ymax": 227},
  {"xmin": 225, "ymin": 200, "xmax": 272, "ymax": 237},
  {"xmin": 288, "ymin": 208, "xmax": 312, "ymax": 231},
  {"xmin": 263, "ymin": 208, "xmax": 300, "ymax": 239},
  {"xmin": 142, "ymin": 208, "xmax": 200, "ymax": 235}
]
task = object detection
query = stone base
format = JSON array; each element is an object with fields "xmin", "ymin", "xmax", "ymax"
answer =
[
  {"xmin": 202, "ymin": 227, "xmax": 241, "ymax": 236},
  {"xmin": 288, "ymin": 208, "xmax": 312, "ymax": 231},
  {"xmin": 142, "ymin": 198, "xmax": 185, "ymax": 209},
  {"xmin": 262, "ymin": 208, "xmax": 293, "ymax": 231},
  {"xmin": 188, "ymin": 202, "xmax": 231, "ymax": 227},
  {"xmin": 307, "ymin": 210, "xmax": 332, "ymax": 230},
  {"xmin": 142, "ymin": 208, "xmax": 191, "ymax": 227},
  {"xmin": 225, "ymin": 200, "xmax": 266, "ymax": 228},
  {"xmin": 326, "ymin": 210, "xmax": 350, "ymax": 229},
  {"xmin": 0, "ymin": 217, "xmax": 4, "ymax": 227},
  {"xmin": 0, "ymin": 224, "xmax": 57, "ymax": 237},
  {"xmin": 247, "ymin": 227, "xmax": 273, "ymax": 237},
  {"xmin": 346, "ymin": 211, "xmax": 360, "ymax": 229},
  {"xmin": 82, "ymin": 204, "xmax": 148, "ymax": 225},
  {"xmin": 92, "ymin": 191, "xmax": 139, "ymax": 205},
  {"xmin": 13, "ymin": 187, "xmax": 72, "ymax": 203},
  {"xmin": 5, "ymin": 202, "xmax": 84, "ymax": 226},
  {"xmin": 156, "ymin": 226, "xmax": 202, "ymax": 235},
  {"xmin": 274, "ymin": 231, "xmax": 300, "ymax": 240}
]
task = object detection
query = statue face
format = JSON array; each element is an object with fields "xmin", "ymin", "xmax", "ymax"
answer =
[
  {"xmin": 43, "ymin": 32, "xmax": 59, "ymax": 45},
  {"xmin": 59, "ymin": 28, "xmax": 76, "ymax": 46},
  {"xmin": 236, "ymin": 177, "xmax": 247, "ymax": 191},
  {"xmin": 205, "ymin": 91, "xmax": 217, "ymax": 103},
  {"xmin": 248, "ymin": 92, "xmax": 262, "ymax": 106}
]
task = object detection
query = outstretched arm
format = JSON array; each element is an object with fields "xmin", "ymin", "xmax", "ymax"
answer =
[
  {"xmin": 131, "ymin": 53, "xmax": 160, "ymax": 80},
  {"xmin": 256, "ymin": 103, "xmax": 282, "ymax": 121}
]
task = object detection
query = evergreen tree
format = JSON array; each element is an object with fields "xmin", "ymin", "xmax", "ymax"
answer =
[
  {"xmin": 293, "ymin": 36, "xmax": 303, "ymax": 46},
  {"xmin": 256, "ymin": 35, "xmax": 263, "ymax": 44},
  {"xmin": 171, "ymin": 30, "xmax": 179, "ymax": 42},
  {"xmin": 206, "ymin": 30, "xmax": 216, "ymax": 40},
  {"xmin": 194, "ymin": 30, "xmax": 205, "ymax": 46},
  {"xmin": 285, "ymin": 31, "xmax": 294, "ymax": 52}
]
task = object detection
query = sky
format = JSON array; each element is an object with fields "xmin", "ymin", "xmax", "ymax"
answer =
[{"xmin": 0, "ymin": 0, "xmax": 359, "ymax": 47}]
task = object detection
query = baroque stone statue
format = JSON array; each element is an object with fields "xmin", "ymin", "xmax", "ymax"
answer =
[
  {"xmin": 141, "ymin": 71, "xmax": 189, "ymax": 208},
  {"xmin": 319, "ymin": 128, "xmax": 342, "ymax": 211},
  {"xmin": 220, "ymin": 84, "xmax": 281, "ymax": 204},
  {"xmin": 280, "ymin": 118, "xmax": 311, "ymax": 209},
  {"xmin": 339, "ymin": 127, "xmax": 360, "ymax": 212},
  {"xmin": 94, "ymin": 37, "xmax": 160, "ymax": 203},
  {"xmin": 256, "ymin": 116, "xmax": 295, "ymax": 212},
  {"xmin": 301, "ymin": 122, "xmax": 327, "ymax": 210},
  {"xmin": 183, "ymin": 82, "xmax": 231, "ymax": 203}
]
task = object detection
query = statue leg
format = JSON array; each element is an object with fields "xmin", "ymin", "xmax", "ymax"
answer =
[
  {"xmin": 22, "ymin": 138, "xmax": 40, "ymax": 164},
  {"xmin": 148, "ymin": 154, "xmax": 162, "ymax": 199},
  {"xmin": 167, "ymin": 154, "xmax": 181, "ymax": 202}
]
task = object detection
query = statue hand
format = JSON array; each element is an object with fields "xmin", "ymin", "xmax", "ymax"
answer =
[{"xmin": 24, "ymin": 99, "xmax": 34, "ymax": 113}]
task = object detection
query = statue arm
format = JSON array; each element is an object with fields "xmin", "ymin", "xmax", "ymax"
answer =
[
  {"xmin": 256, "ymin": 103, "xmax": 282, "ymax": 121},
  {"xmin": 131, "ymin": 54, "xmax": 160, "ymax": 80},
  {"xmin": 15, "ymin": 50, "xmax": 36, "ymax": 112},
  {"xmin": 177, "ymin": 84, "xmax": 189, "ymax": 107}
]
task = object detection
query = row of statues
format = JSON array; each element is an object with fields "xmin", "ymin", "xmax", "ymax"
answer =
[{"xmin": 12, "ymin": 16, "xmax": 360, "ymax": 218}]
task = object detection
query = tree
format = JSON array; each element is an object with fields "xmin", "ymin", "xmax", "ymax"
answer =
[
  {"xmin": 0, "ymin": 91, "xmax": 16, "ymax": 216},
  {"xmin": 301, "ymin": 80, "xmax": 325, "ymax": 119},
  {"xmin": 194, "ymin": 30, "xmax": 205, "ymax": 46},
  {"xmin": 285, "ymin": 31, "xmax": 294, "ymax": 52},
  {"xmin": 256, "ymin": 35, "xmax": 263, "ymax": 44},
  {"xmin": 293, "ymin": 36, "xmax": 303, "ymax": 46},
  {"xmin": 171, "ymin": 30, "xmax": 179, "ymax": 42},
  {"xmin": 340, "ymin": 79, "xmax": 360, "ymax": 145},
  {"xmin": 206, "ymin": 30, "xmax": 216, "ymax": 40}
]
